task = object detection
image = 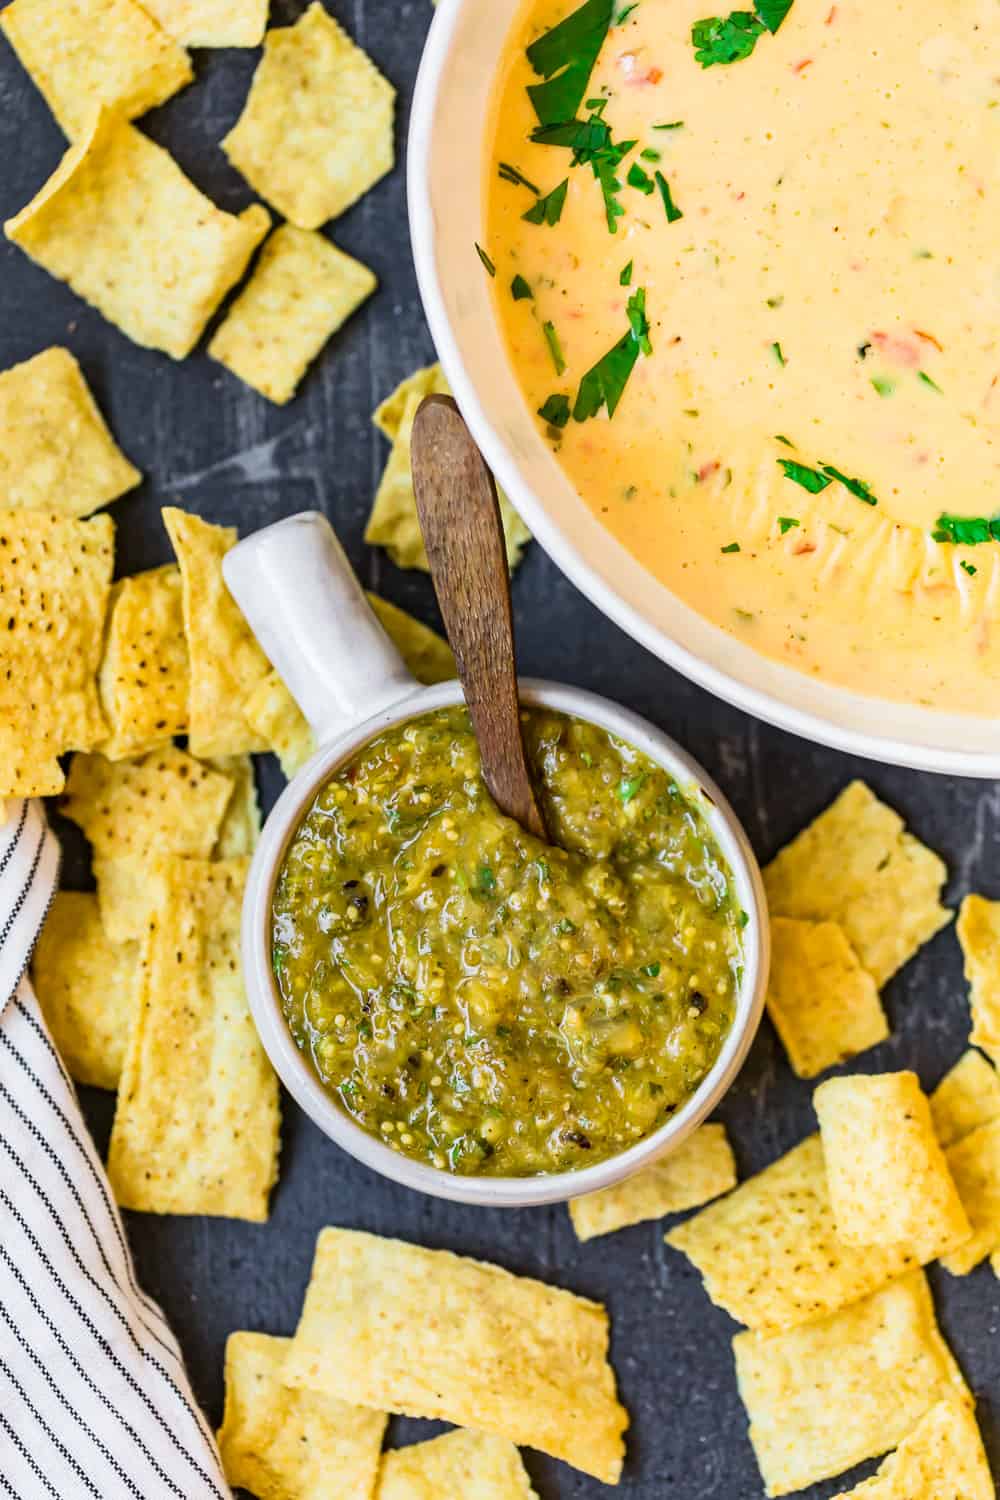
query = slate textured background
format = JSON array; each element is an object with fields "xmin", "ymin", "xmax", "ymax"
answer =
[{"xmin": 1, "ymin": 2, "xmax": 998, "ymax": 1495}]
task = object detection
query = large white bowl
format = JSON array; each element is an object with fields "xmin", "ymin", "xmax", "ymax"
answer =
[{"xmin": 408, "ymin": 0, "xmax": 1000, "ymax": 777}]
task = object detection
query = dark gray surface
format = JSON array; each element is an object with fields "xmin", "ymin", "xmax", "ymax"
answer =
[{"xmin": 2, "ymin": 3, "xmax": 998, "ymax": 1495}]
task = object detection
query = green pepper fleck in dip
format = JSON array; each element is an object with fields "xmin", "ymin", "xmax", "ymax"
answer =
[{"xmin": 271, "ymin": 707, "xmax": 742, "ymax": 1177}]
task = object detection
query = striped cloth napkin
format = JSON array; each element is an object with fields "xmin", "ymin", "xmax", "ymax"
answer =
[{"xmin": 0, "ymin": 799, "xmax": 231, "ymax": 1500}]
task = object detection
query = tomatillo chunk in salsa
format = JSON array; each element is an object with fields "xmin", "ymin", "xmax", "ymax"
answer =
[{"xmin": 271, "ymin": 707, "xmax": 743, "ymax": 1177}]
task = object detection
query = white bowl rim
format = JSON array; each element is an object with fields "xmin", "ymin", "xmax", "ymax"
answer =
[
  {"xmin": 407, "ymin": 0, "xmax": 1000, "ymax": 778},
  {"xmin": 243, "ymin": 678, "xmax": 768, "ymax": 1209}
]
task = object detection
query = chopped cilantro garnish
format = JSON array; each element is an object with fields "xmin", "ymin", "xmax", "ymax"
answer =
[
  {"xmin": 755, "ymin": 0, "xmax": 794, "ymax": 30},
  {"xmin": 917, "ymin": 370, "xmax": 943, "ymax": 394},
  {"xmin": 498, "ymin": 162, "xmax": 540, "ymax": 193},
  {"xmin": 653, "ymin": 120, "xmax": 684, "ymax": 129},
  {"xmin": 542, "ymin": 320, "xmax": 567, "ymax": 375},
  {"xmin": 526, "ymin": 0, "xmax": 615, "ymax": 125},
  {"xmin": 620, "ymin": 259, "xmax": 633, "ymax": 285},
  {"xmin": 531, "ymin": 116, "xmax": 612, "ymax": 152},
  {"xmin": 538, "ymin": 393, "xmax": 571, "ymax": 428},
  {"xmin": 596, "ymin": 157, "xmax": 627, "ymax": 231},
  {"xmin": 572, "ymin": 287, "xmax": 652, "ymax": 421},
  {"xmin": 475, "ymin": 243, "xmax": 496, "ymax": 277},
  {"xmin": 615, "ymin": 1, "xmax": 639, "ymax": 20},
  {"xmin": 820, "ymin": 463, "xmax": 878, "ymax": 506},
  {"xmin": 640, "ymin": 147, "xmax": 661, "ymax": 161},
  {"xmin": 961, "ymin": 560, "xmax": 978, "ymax": 576},
  {"xmin": 625, "ymin": 286, "xmax": 653, "ymax": 354},
  {"xmin": 643, "ymin": 961, "xmax": 661, "ymax": 977},
  {"xmin": 778, "ymin": 516, "xmax": 799, "ymax": 534},
  {"xmin": 932, "ymin": 513, "xmax": 1000, "ymax": 545},
  {"xmin": 511, "ymin": 275, "xmax": 533, "ymax": 300},
  {"xmin": 778, "ymin": 459, "xmax": 832, "ymax": 494},
  {"xmin": 475, "ymin": 865, "xmax": 497, "ymax": 896},
  {"xmin": 618, "ymin": 771, "xmax": 646, "ymax": 803},
  {"xmin": 586, "ymin": 94, "xmax": 609, "ymax": 113},
  {"xmin": 692, "ymin": 11, "xmax": 764, "ymax": 66},
  {"xmin": 871, "ymin": 375, "xmax": 895, "ymax": 397},
  {"xmin": 771, "ymin": 341, "xmax": 786, "ymax": 366},
  {"xmin": 774, "ymin": 433, "xmax": 794, "ymax": 447},
  {"xmin": 721, "ymin": 541, "xmax": 741, "ymax": 553},
  {"xmin": 522, "ymin": 178, "xmax": 569, "ymax": 225},
  {"xmin": 654, "ymin": 171, "xmax": 683, "ymax": 222},
  {"xmin": 627, "ymin": 162, "xmax": 655, "ymax": 194}
]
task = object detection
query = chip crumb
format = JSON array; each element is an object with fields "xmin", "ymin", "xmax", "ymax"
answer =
[
  {"xmin": 6, "ymin": 111, "xmax": 270, "ymax": 359},
  {"xmin": 141, "ymin": 0, "xmax": 267, "ymax": 47},
  {"xmin": 98, "ymin": 565, "xmax": 189, "ymax": 760},
  {"xmin": 569, "ymin": 1123, "xmax": 736, "ymax": 1241},
  {"xmin": 814, "ymin": 1071, "xmax": 971, "ymax": 1261},
  {"xmin": 931, "ymin": 1049, "xmax": 1000, "ymax": 1149},
  {"xmin": 733, "ymin": 1272, "xmax": 971, "ymax": 1496},
  {"xmin": 829, "ymin": 1399, "xmax": 993, "ymax": 1499},
  {"xmin": 218, "ymin": 1331, "xmax": 386, "ymax": 1500},
  {"xmin": 763, "ymin": 782, "xmax": 951, "ymax": 988},
  {"xmin": 0, "ymin": 347, "xmax": 140, "ymax": 517},
  {"xmin": 376, "ymin": 1429, "xmax": 539, "ymax": 1500},
  {"xmin": 957, "ymin": 895, "xmax": 1000, "ymax": 1066},
  {"xmin": 223, "ymin": 2, "xmax": 395, "ymax": 229},
  {"xmin": 209, "ymin": 225, "xmax": 376, "ymax": 404},
  {"xmin": 765, "ymin": 916, "xmax": 887, "ymax": 1078}
]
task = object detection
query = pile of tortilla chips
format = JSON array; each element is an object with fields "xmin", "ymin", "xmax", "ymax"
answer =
[{"xmin": 217, "ymin": 1227, "xmax": 628, "ymax": 1492}]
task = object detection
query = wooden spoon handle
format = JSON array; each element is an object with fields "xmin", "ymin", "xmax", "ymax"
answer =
[{"xmin": 411, "ymin": 394, "xmax": 548, "ymax": 842}]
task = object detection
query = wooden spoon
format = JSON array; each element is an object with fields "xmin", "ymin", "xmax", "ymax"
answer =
[{"xmin": 411, "ymin": 394, "xmax": 550, "ymax": 843}]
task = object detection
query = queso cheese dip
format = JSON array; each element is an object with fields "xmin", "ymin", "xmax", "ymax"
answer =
[{"xmin": 486, "ymin": 0, "xmax": 1000, "ymax": 712}]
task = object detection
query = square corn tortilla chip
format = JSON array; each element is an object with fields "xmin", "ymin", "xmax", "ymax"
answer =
[
  {"xmin": 107, "ymin": 856, "xmax": 280, "ymax": 1220},
  {"xmin": 209, "ymin": 225, "xmax": 376, "ymax": 404},
  {"xmin": 98, "ymin": 566, "xmax": 189, "ymax": 760},
  {"xmin": 243, "ymin": 594, "xmax": 455, "ymax": 778},
  {"xmin": 163, "ymin": 507, "xmax": 270, "ymax": 757},
  {"xmin": 813, "ymin": 1072, "xmax": 970, "ymax": 1261},
  {"xmin": 763, "ymin": 782, "xmax": 951, "ymax": 988},
  {"xmin": 376, "ymin": 1431, "xmax": 538, "ymax": 1500},
  {"xmin": 31, "ymin": 892, "xmax": 137, "ymax": 1091},
  {"xmin": 210, "ymin": 755, "xmax": 261, "ymax": 858},
  {"xmin": 61, "ymin": 744, "xmax": 233, "ymax": 859},
  {"xmin": 283, "ymin": 1229, "xmax": 628, "ymax": 1484},
  {"xmin": 733, "ymin": 1271, "xmax": 971, "ymax": 1497},
  {"xmin": 939, "ymin": 1119, "xmax": 1000, "ymax": 1275},
  {"xmin": 765, "ymin": 916, "xmax": 887, "ymax": 1079},
  {"xmin": 830, "ymin": 1399, "xmax": 994, "ymax": 1500},
  {"xmin": 666, "ymin": 1135, "xmax": 918, "ymax": 1334},
  {"xmin": 958, "ymin": 895, "xmax": 1000, "ymax": 1065},
  {"xmin": 0, "ymin": 347, "xmax": 140, "ymax": 517},
  {"xmin": 0, "ymin": 510, "xmax": 113, "ymax": 798},
  {"xmin": 569, "ymin": 1123, "xmax": 737, "ymax": 1242},
  {"xmin": 222, "ymin": 3, "xmax": 395, "ymax": 230},
  {"xmin": 0, "ymin": 0, "xmax": 192, "ymax": 139},
  {"xmin": 218, "ymin": 1331, "xmax": 386, "ymax": 1500},
  {"xmin": 141, "ymin": 0, "xmax": 267, "ymax": 47},
  {"xmin": 931, "ymin": 1050, "xmax": 1000, "ymax": 1149},
  {"xmin": 367, "ymin": 373, "xmax": 531, "ymax": 573},
  {"xmin": 6, "ymin": 111, "xmax": 270, "ymax": 359}
]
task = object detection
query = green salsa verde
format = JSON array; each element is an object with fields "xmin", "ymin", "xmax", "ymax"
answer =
[{"xmin": 271, "ymin": 707, "xmax": 743, "ymax": 1177}]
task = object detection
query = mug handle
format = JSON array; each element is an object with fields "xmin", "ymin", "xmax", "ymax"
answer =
[{"xmin": 223, "ymin": 511, "xmax": 421, "ymax": 748}]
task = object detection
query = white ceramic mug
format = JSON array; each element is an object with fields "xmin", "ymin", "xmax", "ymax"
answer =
[{"xmin": 224, "ymin": 512, "xmax": 769, "ymax": 1208}]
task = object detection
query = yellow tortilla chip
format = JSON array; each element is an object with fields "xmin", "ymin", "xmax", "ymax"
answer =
[
  {"xmin": 243, "ymin": 594, "xmax": 455, "ymax": 778},
  {"xmin": 939, "ymin": 1119, "xmax": 1000, "ymax": 1275},
  {"xmin": 93, "ymin": 855, "xmax": 164, "ymax": 947},
  {"xmin": 210, "ymin": 755, "xmax": 261, "ymax": 859},
  {"xmin": 733, "ymin": 1272, "xmax": 971, "ymax": 1497},
  {"xmin": 6, "ymin": 111, "xmax": 270, "ymax": 359},
  {"xmin": 830, "ymin": 1399, "xmax": 994, "ymax": 1500},
  {"xmin": 569, "ymin": 1123, "xmax": 737, "ymax": 1242},
  {"xmin": 222, "ymin": 3, "xmax": 395, "ymax": 229},
  {"xmin": 958, "ymin": 895, "xmax": 1000, "ymax": 1065},
  {"xmin": 218, "ymin": 1331, "xmax": 386, "ymax": 1500},
  {"xmin": 765, "ymin": 916, "xmax": 887, "ymax": 1079},
  {"xmin": 31, "ymin": 892, "xmax": 137, "ymax": 1091},
  {"xmin": 0, "ymin": 0, "xmax": 191, "ymax": 139},
  {"xmin": 0, "ymin": 347, "xmax": 139, "ymax": 517},
  {"xmin": 107, "ymin": 856, "xmax": 280, "ymax": 1220},
  {"xmin": 283, "ymin": 1229, "xmax": 628, "ymax": 1484},
  {"xmin": 376, "ymin": 1431, "xmax": 537, "ymax": 1500},
  {"xmin": 666, "ymin": 1135, "xmax": 917, "ymax": 1333},
  {"xmin": 814, "ymin": 1072, "xmax": 970, "ymax": 1261},
  {"xmin": 763, "ymin": 782, "xmax": 951, "ymax": 988},
  {"xmin": 209, "ymin": 225, "xmax": 376, "ymax": 404},
  {"xmin": 931, "ymin": 1049, "xmax": 1000, "ymax": 1149},
  {"xmin": 61, "ymin": 744, "xmax": 233, "ymax": 859},
  {"xmin": 0, "ymin": 509, "xmax": 113, "ymax": 798},
  {"xmin": 367, "ymin": 374, "xmax": 531, "ymax": 572},
  {"xmin": 163, "ymin": 507, "xmax": 270, "ymax": 757},
  {"xmin": 141, "ymin": 0, "xmax": 267, "ymax": 47},
  {"xmin": 98, "ymin": 565, "xmax": 189, "ymax": 760}
]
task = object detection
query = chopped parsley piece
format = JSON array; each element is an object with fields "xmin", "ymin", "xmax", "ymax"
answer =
[
  {"xmin": 917, "ymin": 370, "xmax": 943, "ymax": 394},
  {"xmin": 526, "ymin": 0, "xmax": 615, "ymax": 125},
  {"xmin": 932, "ymin": 513, "xmax": 1000, "ymax": 545},
  {"xmin": 778, "ymin": 459, "xmax": 832, "ymax": 494},
  {"xmin": 654, "ymin": 120, "xmax": 684, "ymax": 129},
  {"xmin": 618, "ymin": 771, "xmax": 646, "ymax": 803},
  {"xmin": 627, "ymin": 162, "xmax": 655, "ymax": 194},
  {"xmin": 542, "ymin": 320, "xmax": 566, "ymax": 375},
  {"xmin": 498, "ymin": 162, "xmax": 540, "ymax": 193},
  {"xmin": 820, "ymin": 463, "xmax": 878, "ymax": 506},
  {"xmin": 778, "ymin": 516, "xmax": 799, "ymax": 534},
  {"xmin": 620, "ymin": 259, "xmax": 634, "ymax": 285},
  {"xmin": 511, "ymin": 275, "xmax": 533, "ymax": 301},
  {"xmin": 655, "ymin": 171, "xmax": 683, "ymax": 222},
  {"xmin": 522, "ymin": 178, "xmax": 569, "ymax": 225},
  {"xmin": 692, "ymin": 11, "xmax": 764, "ymax": 66},
  {"xmin": 961, "ymin": 560, "xmax": 978, "ymax": 576},
  {"xmin": 771, "ymin": 341, "xmax": 786, "ymax": 366},
  {"xmin": 538, "ymin": 393, "xmax": 571, "ymax": 428},
  {"xmin": 871, "ymin": 375, "xmax": 895, "ymax": 397},
  {"xmin": 572, "ymin": 287, "xmax": 652, "ymax": 422},
  {"xmin": 475, "ymin": 243, "xmax": 496, "ymax": 277},
  {"xmin": 721, "ymin": 541, "xmax": 741, "ymax": 553}
]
